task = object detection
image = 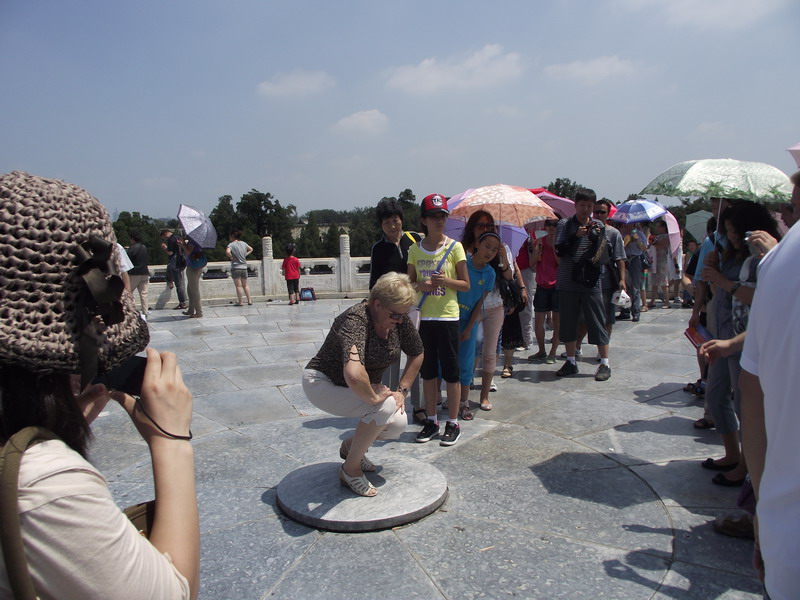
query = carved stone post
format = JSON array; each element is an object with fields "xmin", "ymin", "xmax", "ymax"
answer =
[
  {"xmin": 262, "ymin": 236, "xmax": 273, "ymax": 295},
  {"xmin": 339, "ymin": 234, "xmax": 352, "ymax": 293}
]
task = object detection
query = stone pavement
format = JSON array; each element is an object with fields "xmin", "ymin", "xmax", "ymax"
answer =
[{"xmin": 90, "ymin": 298, "xmax": 763, "ymax": 599}]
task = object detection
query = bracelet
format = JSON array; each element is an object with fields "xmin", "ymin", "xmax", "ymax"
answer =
[
  {"xmin": 520, "ymin": 286, "xmax": 526, "ymax": 290},
  {"xmin": 397, "ymin": 386, "xmax": 410, "ymax": 398},
  {"xmin": 135, "ymin": 399, "xmax": 193, "ymax": 440}
]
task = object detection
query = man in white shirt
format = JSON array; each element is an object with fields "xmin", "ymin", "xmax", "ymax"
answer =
[{"xmin": 739, "ymin": 169, "xmax": 800, "ymax": 599}]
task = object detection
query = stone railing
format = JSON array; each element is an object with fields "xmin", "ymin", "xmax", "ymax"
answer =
[{"xmin": 145, "ymin": 235, "xmax": 370, "ymax": 308}]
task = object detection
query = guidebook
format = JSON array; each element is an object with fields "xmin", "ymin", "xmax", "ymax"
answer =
[{"xmin": 684, "ymin": 324, "xmax": 713, "ymax": 348}]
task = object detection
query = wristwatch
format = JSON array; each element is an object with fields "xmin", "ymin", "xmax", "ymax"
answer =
[{"xmin": 397, "ymin": 386, "xmax": 410, "ymax": 398}]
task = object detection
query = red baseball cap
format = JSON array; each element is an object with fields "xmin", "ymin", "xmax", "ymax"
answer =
[{"xmin": 421, "ymin": 194, "xmax": 449, "ymax": 216}]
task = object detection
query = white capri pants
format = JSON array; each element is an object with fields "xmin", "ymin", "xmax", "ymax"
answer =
[{"xmin": 302, "ymin": 369, "xmax": 407, "ymax": 440}]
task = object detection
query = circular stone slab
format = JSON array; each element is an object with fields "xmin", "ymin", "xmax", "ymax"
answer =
[{"xmin": 276, "ymin": 456, "xmax": 448, "ymax": 532}]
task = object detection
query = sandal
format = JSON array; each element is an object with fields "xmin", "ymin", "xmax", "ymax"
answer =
[
  {"xmin": 412, "ymin": 408, "xmax": 428, "ymax": 425},
  {"xmin": 694, "ymin": 418, "xmax": 715, "ymax": 430},
  {"xmin": 339, "ymin": 439, "xmax": 376, "ymax": 472},
  {"xmin": 501, "ymin": 366, "xmax": 513, "ymax": 378},
  {"xmin": 339, "ymin": 467, "xmax": 376, "ymax": 497},
  {"xmin": 460, "ymin": 402, "xmax": 474, "ymax": 421}
]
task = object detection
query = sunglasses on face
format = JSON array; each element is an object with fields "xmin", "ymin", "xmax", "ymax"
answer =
[
  {"xmin": 593, "ymin": 210, "xmax": 608, "ymax": 216},
  {"xmin": 382, "ymin": 303, "xmax": 409, "ymax": 321}
]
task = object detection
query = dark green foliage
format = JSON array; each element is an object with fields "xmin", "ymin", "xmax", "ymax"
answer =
[
  {"xmin": 296, "ymin": 213, "xmax": 322, "ymax": 258},
  {"xmin": 545, "ymin": 178, "xmax": 583, "ymax": 200},
  {"xmin": 112, "ymin": 211, "xmax": 169, "ymax": 263}
]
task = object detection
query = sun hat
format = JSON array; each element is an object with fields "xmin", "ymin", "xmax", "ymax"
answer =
[
  {"xmin": 421, "ymin": 194, "xmax": 449, "ymax": 216},
  {"xmin": 0, "ymin": 171, "xmax": 149, "ymax": 385}
]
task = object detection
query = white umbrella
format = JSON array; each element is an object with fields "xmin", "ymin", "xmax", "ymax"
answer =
[
  {"xmin": 641, "ymin": 158, "xmax": 792, "ymax": 202},
  {"xmin": 788, "ymin": 143, "xmax": 800, "ymax": 168},
  {"xmin": 684, "ymin": 210, "xmax": 713, "ymax": 244},
  {"xmin": 177, "ymin": 204, "xmax": 217, "ymax": 249}
]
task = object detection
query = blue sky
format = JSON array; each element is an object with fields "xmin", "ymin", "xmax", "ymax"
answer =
[{"xmin": 2, "ymin": 0, "xmax": 798, "ymax": 219}]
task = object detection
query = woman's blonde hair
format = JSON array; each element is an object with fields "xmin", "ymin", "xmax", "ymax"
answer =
[{"xmin": 369, "ymin": 272, "xmax": 416, "ymax": 308}]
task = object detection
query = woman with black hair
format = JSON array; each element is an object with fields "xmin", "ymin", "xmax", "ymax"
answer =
[
  {"xmin": 699, "ymin": 201, "xmax": 782, "ymax": 488},
  {"xmin": 0, "ymin": 172, "xmax": 198, "ymax": 599}
]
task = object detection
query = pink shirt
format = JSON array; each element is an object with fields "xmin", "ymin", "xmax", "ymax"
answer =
[{"xmin": 535, "ymin": 238, "xmax": 558, "ymax": 288}]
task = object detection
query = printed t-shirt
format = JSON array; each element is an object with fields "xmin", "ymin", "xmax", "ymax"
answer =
[
  {"xmin": 407, "ymin": 238, "xmax": 467, "ymax": 321},
  {"xmin": 458, "ymin": 254, "xmax": 496, "ymax": 320}
]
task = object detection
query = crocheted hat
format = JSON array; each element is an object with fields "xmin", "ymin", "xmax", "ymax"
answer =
[{"xmin": 0, "ymin": 171, "xmax": 149, "ymax": 383}]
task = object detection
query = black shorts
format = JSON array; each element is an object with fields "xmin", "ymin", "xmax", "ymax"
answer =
[
  {"xmin": 558, "ymin": 290, "xmax": 609, "ymax": 346},
  {"xmin": 533, "ymin": 286, "xmax": 559, "ymax": 313},
  {"xmin": 418, "ymin": 320, "xmax": 460, "ymax": 383},
  {"xmin": 286, "ymin": 279, "xmax": 300, "ymax": 295}
]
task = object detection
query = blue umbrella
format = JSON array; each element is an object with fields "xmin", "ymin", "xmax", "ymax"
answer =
[{"xmin": 609, "ymin": 199, "xmax": 667, "ymax": 224}]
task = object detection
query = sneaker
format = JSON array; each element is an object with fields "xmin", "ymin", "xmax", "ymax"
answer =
[
  {"xmin": 544, "ymin": 355, "xmax": 556, "ymax": 364},
  {"xmin": 416, "ymin": 419, "xmax": 440, "ymax": 443},
  {"xmin": 489, "ymin": 382, "xmax": 498, "ymax": 392},
  {"xmin": 595, "ymin": 364, "xmax": 611, "ymax": 381},
  {"xmin": 560, "ymin": 349, "xmax": 582, "ymax": 358},
  {"xmin": 631, "ymin": 315, "xmax": 640, "ymax": 322},
  {"xmin": 556, "ymin": 361, "xmax": 578, "ymax": 376},
  {"xmin": 439, "ymin": 421, "xmax": 461, "ymax": 446},
  {"xmin": 528, "ymin": 351, "xmax": 548, "ymax": 361}
]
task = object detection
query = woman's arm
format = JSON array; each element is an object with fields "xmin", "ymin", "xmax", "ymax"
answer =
[
  {"xmin": 513, "ymin": 260, "xmax": 529, "ymax": 305},
  {"xmin": 343, "ymin": 346, "xmax": 394, "ymax": 406},
  {"xmin": 114, "ymin": 348, "xmax": 199, "ymax": 599},
  {"xmin": 398, "ymin": 352, "xmax": 424, "ymax": 392}
]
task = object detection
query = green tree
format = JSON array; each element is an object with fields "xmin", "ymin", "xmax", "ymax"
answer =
[
  {"xmin": 545, "ymin": 177, "xmax": 584, "ymax": 200},
  {"xmin": 347, "ymin": 206, "xmax": 379, "ymax": 256},
  {"xmin": 322, "ymin": 224, "xmax": 343, "ymax": 257},
  {"xmin": 113, "ymin": 211, "xmax": 168, "ymax": 264},
  {"xmin": 296, "ymin": 213, "xmax": 322, "ymax": 258}
]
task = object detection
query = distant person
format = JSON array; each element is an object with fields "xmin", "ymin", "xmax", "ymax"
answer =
[
  {"xmin": 183, "ymin": 238, "xmax": 207, "ymax": 318},
  {"xmin": 527, "ymin": 218, "xmax": 561, "ymax": 362},
  {"xmin": 226, "ymin": 230, "xmax": 254, "ymax": 306},
  {"xmin": 115, "ymin": 242, "xmax": 134, "ymax": 293},
  {"xmin": 618, "ymin": 221, "xmax": 648, "ymax": 321},
  {"xmin": 281, "ymin": 244, "xmax": 301, "ymax": 305},
  {"xmin": 303, "ymin": 273, "xmax": 423, "ymax": 497},
  {"xmin": 369, "ymin": 198, "xmax": 423, "ymax": 419},
  {"xmin": 126, "ymin": 231, "xmax": 150, "ymax": 318},
  {"xmin": 0, "ymin": 171, "xmax": 199, "ymax": 599},
  {"xmin": 160, "ymin": 228, "xmax": 187, "ymax": 310}
]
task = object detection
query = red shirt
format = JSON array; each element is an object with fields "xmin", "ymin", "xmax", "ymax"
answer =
[
  {"xmin": 282, "ymin": 255, "xmax": 301, "ymax": 280},
  {"xmin": 516, "ymin": 236, "xmax": 531, "ymax": 270},
  {"xmin": 535, "ymin": 237, "xmax": 558, "ymax": 288}
]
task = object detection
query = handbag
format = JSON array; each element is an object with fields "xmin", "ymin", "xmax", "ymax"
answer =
[
  {"xmin": 640, "ymin": 251, "xmax": 653, "ymax": 271},
  {"xmin": 299, "ymin": 287, "xmax": 316, "ymax": 301},
  {"xmin": 497, "ymin": 276, "xmax": 525, "ymax": 311}
]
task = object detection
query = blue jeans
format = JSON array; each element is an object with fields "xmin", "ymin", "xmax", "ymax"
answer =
[
  {"xmin": 166, "ymin": 260, "xmax": 187, "ymax": 304},
  {"xmin": 627, "ymin": 255, "xmax": 643, "ymax": 316}
]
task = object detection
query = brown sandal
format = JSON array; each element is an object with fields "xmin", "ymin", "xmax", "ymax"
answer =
[{"xmin": 460, "ymin": 402, "xmax": 474, "ymax": 421}]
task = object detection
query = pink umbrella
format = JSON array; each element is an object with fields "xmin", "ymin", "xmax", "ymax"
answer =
[
  {"xmin": 451, "ymin": 184, "xmax": 557, "ymax": 227},
  {"xmin": 529, "ymin": 188, "xmax": 575, "ymax": 218},
  {"xmin": 788, "ymin": 143, "xmax": 800, "ymax": 168},
  {"xmin": 662, "ymin": 210, "xmax": 682, "ymax": 257}
]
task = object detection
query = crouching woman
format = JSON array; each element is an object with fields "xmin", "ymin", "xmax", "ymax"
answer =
[{"xmin": 302, "ymin": 272, "xmax": 423, "ymax": 497}]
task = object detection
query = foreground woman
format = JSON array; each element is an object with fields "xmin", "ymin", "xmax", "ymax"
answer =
[
  {"xmin": 302, "ymin": 273, "xmax": 424, "ymax": 497},
  {"xmin": 0, "ymin": 171, "xmax": 199, "ymax": 599}
]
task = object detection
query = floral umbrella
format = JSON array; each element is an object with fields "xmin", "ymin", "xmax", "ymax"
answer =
[
  {"xmin": 177, "ymin": 204, "xmax": 217, "ymax": 249},
  {"xmin": 609, "ymin": 199, "xmax": 667, "ymax": 224},
  {"xmin": 450, "ymin": 184, "xmax": 557, "ymax": 228},
  {"xmin": 640, "ymin": 158, "xmax": 793, "ymax": 202},
  {"xmin": 445, "ymin": 187, "xmax": 528, "ymax": 256}
]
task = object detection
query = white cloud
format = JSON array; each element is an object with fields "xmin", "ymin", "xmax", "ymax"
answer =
[
  {"xmin": 331, "ymin": 109, "xmax": 389, "ymax": 136},
  {"xmin": 385, "ymin": 44, "xmax": 523, "ymax": 95},
  {"xmin": 256, "ymin": 69, "xmax": 335, "ymax": 98},
  {"xmin": 617, "ymin": 0, "xmax": 792, "ymax": 31},
  {"xmin": 544, "ymin": 55, "xmax": 639, "ymax": 86}
]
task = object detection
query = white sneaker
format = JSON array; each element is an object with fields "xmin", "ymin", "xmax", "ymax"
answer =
[{"xmin": 489, "ymin": 381, "xmax": 498, "ymax": 392}]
